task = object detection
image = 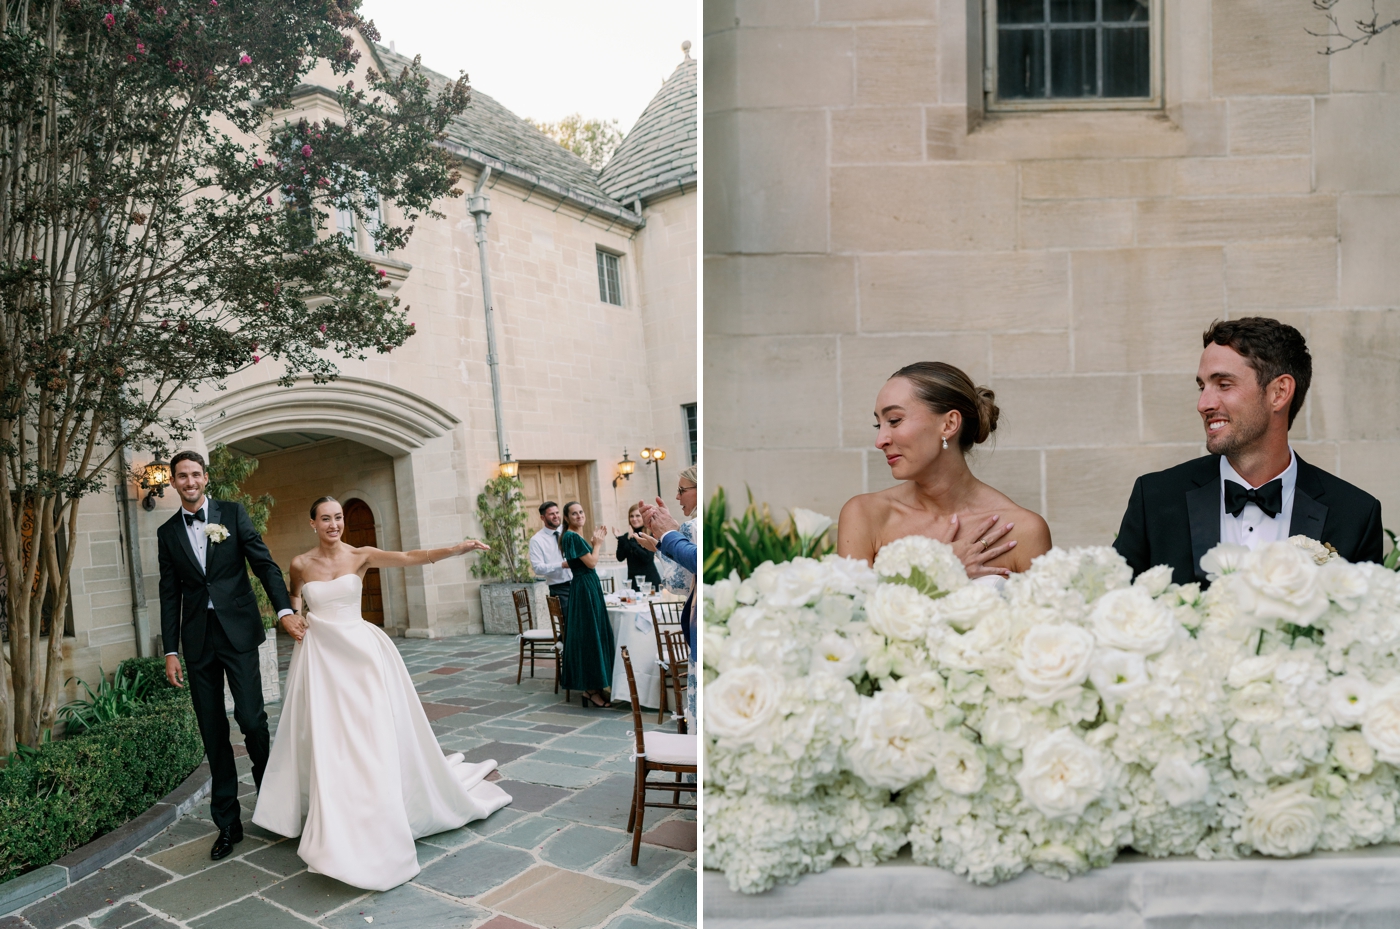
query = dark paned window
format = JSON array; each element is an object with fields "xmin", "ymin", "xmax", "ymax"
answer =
[
  {"xmin": 996, "ymin": 0, "xmax": 1150, "ymax": 101},
  {"xmin": 683, "ymin": 403, "xmax": 698, "ymax": 465}
]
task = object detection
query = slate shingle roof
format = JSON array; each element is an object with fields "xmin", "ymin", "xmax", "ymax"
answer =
[
  {"xmin": 598, "ymin": 56, "xmax": 698, "ymax": 203},
  {"xmin": 372, "ymin": 44, "xmax": 617, "ymax": 206}
]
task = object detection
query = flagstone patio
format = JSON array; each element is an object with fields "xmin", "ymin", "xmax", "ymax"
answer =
[{"xmin": 5, "ymin": 634, "xmax": 696, "ymax": 929}]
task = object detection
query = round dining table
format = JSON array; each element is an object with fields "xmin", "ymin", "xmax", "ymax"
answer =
[{"xmin": 604, "ymin": 596, "xmax": 672, "ymax": 709}]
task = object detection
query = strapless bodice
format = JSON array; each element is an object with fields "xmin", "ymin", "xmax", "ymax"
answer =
[{"xmin": 302, "ymin": 574, "xmax": 364, "ymax": 624}]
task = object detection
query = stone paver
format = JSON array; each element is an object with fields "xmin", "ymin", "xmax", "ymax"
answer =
[{"xmin": 14, "ymin": 634, "xmax": 694, "ymax": 929}]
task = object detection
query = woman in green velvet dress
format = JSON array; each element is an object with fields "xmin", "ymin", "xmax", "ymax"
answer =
[{"xmin": 558, "ymin": 502, "xmax": 615, "ymax": 708}]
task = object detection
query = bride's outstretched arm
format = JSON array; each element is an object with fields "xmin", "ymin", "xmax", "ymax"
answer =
[{"xmin": 359, "ymin": 539, "xmax": 490, "ymax": 569}]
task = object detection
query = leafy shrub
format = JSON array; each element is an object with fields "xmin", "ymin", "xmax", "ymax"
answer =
[
  {"xmin": 472, "ymin": 475, "xmax": 533, "ymax": 582},
  {"xmin": 703, "ymin": 487, "xmax": 835, "ymax": 583},
  {"xmin": 0, "ymin": 657, "xmax": 203, "ymax": 882},
  {"xmin": 57, "ymin": 667, "xmax": 160, "ymax": 736}
]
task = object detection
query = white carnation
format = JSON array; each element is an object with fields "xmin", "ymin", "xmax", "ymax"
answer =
[
  {"xmin": 1090, "ymin": 587, "xmax": 1177, "ymax": 655},
  {"xmin": 707, "ymin": 666, "xmax": 784, "ymax": 743},
  {"xmin": 847, "ymin": 690, "xmax": 939, "ymax": 792},
  {"xmin": 1015, "ymin": 729, "xmax": 1108, "ymax": 820},
  {"xmin": 1015, "ymin": 624, "xmax": 1095, "ymax": 705},
  {"xmin": 1241, "ymin": 781, "xmax": 1324, "ymax": 857},
  {"xmin": 866, "ymin": 583, "xmax": 937, "ymax": 642}
]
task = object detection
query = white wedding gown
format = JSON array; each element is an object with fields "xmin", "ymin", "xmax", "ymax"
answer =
[{"xmin": 252, "ymin": 574, "xmax": 512, "ymax": 891}]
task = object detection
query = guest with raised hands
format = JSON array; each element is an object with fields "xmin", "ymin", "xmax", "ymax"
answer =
[{"xmin": 557, "ymin": 501, "xmax": 615, "ymax": 708}]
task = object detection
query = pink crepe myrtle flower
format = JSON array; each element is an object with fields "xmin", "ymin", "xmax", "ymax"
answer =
[
  {"xmin": 318, "ymin": 323, "xmax": 327, "ymax": 333},
  {"xmin": 255, "ymin": 158, "xmax": 263, "ymax": 166},
  {"xmin": 265, "ymin": 195, "xmax": 273, "ymax": 205},
  {"xmin": 251, "ymin": 354, "xmax": 260, "ymax": 364},
  {"xmin": 103, "ymin": 12, "xmax": 115, "ymax": 28},
  {"xmin": 239, "ymin": 54, "xmax": 251, "ymax": 65},
  {"xmin": 136, "ymin": 42, "xmax": 146, "ymax": 54},
  {"xmin": 127, "ymin": 54, "xmax": 137, "ymax": 62},
  {"xmin": 300, "ymin": 144, "xmax": 312, "ymax": 157},
  {"xmin": 376, "ymin": 269, "xmax": 387, "ymax": 278}
]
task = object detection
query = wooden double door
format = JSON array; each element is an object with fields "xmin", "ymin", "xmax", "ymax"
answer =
[
  {"xmin": 518, "ymin": 463, "xmax": 594, "ymax": 535},
  {"xmin": 341, "ymin": 498, "xmax": 384, "ymax": 626}
]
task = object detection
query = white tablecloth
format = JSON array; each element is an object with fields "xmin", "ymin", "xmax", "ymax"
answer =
[
  {"xmin": 704, "ymin": 845, "xmax": 1400, "ymax": 928},
  {"xmin": 607, "ymin": 603, "xmax": 662, "ymax": 709}
]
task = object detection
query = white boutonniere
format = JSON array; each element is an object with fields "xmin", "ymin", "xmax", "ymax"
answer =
[{"xmin": 204, "ymin": 523, "xmax": 230, "ymax": 544}]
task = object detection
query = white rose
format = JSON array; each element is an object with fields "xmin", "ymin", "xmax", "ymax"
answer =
[
  {"xmin": 1240, "ymin": 541, "xmax": 1329, "ymax": 627},
  {"xmin": 1333, "ymin": 730, "xmax": 1375, "ymax": 775},
  {"xmin": 981, "ymin": 703, "xmax": 1028, "ymax": 750},
  {"xmin": 846, "ymin": 690, "xmax": 939, "ymax": 792},
  {"xmin": 1289, "ymin": 535, "xmax": 1333, "ymax": 566},
  {"xmin": 1199, "ymin": 543, "xmax": 1250, "ymax": 581},
  {"xmin": 791, "ymin": 508, "xmax": 834, "ymax": 542},
  {"xmin": 895, "ymin": 671, "xmax": 947, "ymax": 711},
  {"xmin": 809, "ymin": 632, "xmax": 862, "ymax": 679},
  {"xmin": 1133, "ymin": 564, "xmax": 1174, "ymax": 597},
  {"xmin": 934, "ymin": 734, "xmax": 987, "ymax": 795},
  {"xmin": 1089, "ymin": 587, "xmax": 1177, "ymax": 655},
  {"xmin": 1015, "ymin": 729, "xmax": 1108, "ymax": 820},
  {"xmin": 931, "ymin": 583, "xmax": 1003, "ymax": 632},
  {"xmin": 1226, "ymin": 653, "xmax": 1279, "ymax": 689},
  {"xmin": 1229, "ymin": 681, "xmax": 1283, "ymax": 723},
  {"xmin": 1015, "ymin": 624, "xmax": 1095, "ymax": 705},
  {"xmin": 1361, "ymin": 682, "xmax": 1400, "ymax": 764},
  {"xmin": 1241, "ymin": 781, "xmax": 1324, "ymax": 857},
  {"xmin": 763, "ymin": 558, "xmax": 830, "ymax": 608},
  {"xmin": 1088, "ymin": 648, "xmax": 1148, "ymax": 705},
  {"xmin": 866, "ymin": 583, "xmax": 936, "ymax": 642},
  {"xmin": 706, "ymin": 666, "xmax": 783, "ymax": 744},
  {"xmin": 1327, "ymin": 673, "xmax": 1373, "ymax": 727},
  {"xmin": 1320, "ymin": 559, "xmax": 1368, "ymax": 612},
  {"xmin": 1153, "ymin": 757, "xmax": 1211, "ymax": 807},
  {"xmin": 204, "ymin": 522, "xmax": 229, "ymax": 543}
]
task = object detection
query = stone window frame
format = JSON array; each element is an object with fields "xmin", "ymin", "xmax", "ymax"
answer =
[
  {"xmin": 596, "ymin": 247, "xmax": 624, "ymax": 306},
  {"xmin": 983, "ymin": 0, "xmax": 1163, "ymax": 113},
  {"xmin": 682, "ymin": 402, "xmax": 697, "ymax": 465}
]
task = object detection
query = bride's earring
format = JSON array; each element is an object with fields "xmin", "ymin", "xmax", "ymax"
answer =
[{"xmin": 942, "ymin": 437, "xmax": 949, "ymax": 450}]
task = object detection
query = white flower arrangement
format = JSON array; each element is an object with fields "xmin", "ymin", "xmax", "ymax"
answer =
[
  {"xmin": 704, "ymin": 530, "xmax": 1400, "ymax": 894},
  {"xmin": 204, "ymin": 522, "xmax": 229, "ymax": 544}
]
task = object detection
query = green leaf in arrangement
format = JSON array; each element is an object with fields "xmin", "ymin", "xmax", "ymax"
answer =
[
  {"xmin": 881, "ymin": 566, "xmax": 951, "ymax": 601},
  {"xmin": 1385, "ymin": 529, "xmax": 1400, "ymax": 571}
]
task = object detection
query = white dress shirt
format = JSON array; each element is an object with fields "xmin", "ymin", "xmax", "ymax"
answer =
[
  {"xmin": 1220, "ymin": 450, "xmax": 1297, "ymax": 551},
  {"xmin": 529, "ymin": 527, "xmax": 573, "ymax": 586}
]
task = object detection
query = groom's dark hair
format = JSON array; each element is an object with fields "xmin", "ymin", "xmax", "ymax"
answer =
[
  {"xmin": 1202, "ymin": 317, "xmax": 1312, "ymax": 427},
  {"xmin": 170, "ymin": 450, "xmax": 206, "ymax": 474}
]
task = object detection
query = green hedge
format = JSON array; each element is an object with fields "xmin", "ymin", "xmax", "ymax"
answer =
[{"xmin": 0, "ymin": 657, "xmax": 204, "ymax": 883}]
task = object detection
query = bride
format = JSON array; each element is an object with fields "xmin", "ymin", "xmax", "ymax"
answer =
[
  {"xmin": 839, "ymin": 362, "xmax": 1052, "ymax": 574},
  {"xmin": 252, "ymin": 496, "xmax": 512, "ymax": 891}
]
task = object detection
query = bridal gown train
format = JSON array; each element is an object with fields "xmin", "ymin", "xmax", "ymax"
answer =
[{"xmin": 252, "ymin": 573, "xmax": 512, "ymax": 891}]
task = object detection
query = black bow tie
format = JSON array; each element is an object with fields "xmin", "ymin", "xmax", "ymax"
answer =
[
  {"xmin": 183, "ymin": 510, "xmax": 205, "ymax": 526},
  {"xmin": 1224, "ymin": 479, "xmax": 1283, "ymax": 519}
]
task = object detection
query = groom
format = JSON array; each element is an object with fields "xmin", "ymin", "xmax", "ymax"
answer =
[
  {"xmin": 1113, "ymin": 317, "xmax": 1383, "ymax": 586},
  {"xmin": 159, "ymin": 450, "xmax": 294, "ymax": 860}
]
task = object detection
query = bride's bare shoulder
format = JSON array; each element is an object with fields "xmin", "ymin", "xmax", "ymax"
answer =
[{"xmin": 838, "ymin": 487, "xmax": 905, "ymax": 560}]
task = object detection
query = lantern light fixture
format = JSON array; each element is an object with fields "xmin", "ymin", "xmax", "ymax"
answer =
[
  {"xmin": 640, "ymin": 447, "xmax": 666, "ymax": 496},
  {"xmin": 140, "ymin": 460, "xmax": 171, "ymax": 511},
  {"xmin": 613, "ymin": 449, "xmax": 635, "ymax": 488},
  {"xmin": 499, "ymin": 447, "xmax": 519, "ymax": 479}
]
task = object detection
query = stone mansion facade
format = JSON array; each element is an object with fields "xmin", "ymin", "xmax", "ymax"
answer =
[
  {"xmin": 706, "ymin": 0, "xmax": 1400, "ymax": 550},
  {"xmin": 47, "ymin": 36, "xmax": 697, "ymax": 691}
]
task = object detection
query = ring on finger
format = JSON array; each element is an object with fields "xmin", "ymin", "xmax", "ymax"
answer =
[{"xmin": 978, "ymin": 538, "xmax": 990, "ymax": 551}]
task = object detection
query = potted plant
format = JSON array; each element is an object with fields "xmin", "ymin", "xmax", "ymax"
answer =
[
  {"xmin": 206, "ymin": 444, "xmax": 283, "ymax": 708},
  {"xmin": 472, "ymin": 474, "xmax": 547, "ymax": 635}
]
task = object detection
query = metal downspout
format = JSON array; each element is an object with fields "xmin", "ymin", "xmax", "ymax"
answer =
[{"xmin": 468, "ymin": 167, "xmax": 507, "ymax": 463}]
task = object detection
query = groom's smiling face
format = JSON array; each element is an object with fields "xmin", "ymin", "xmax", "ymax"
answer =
[{"xmin": 1197, "ymin": 343, "xmax": 1272, "ymax": 456}]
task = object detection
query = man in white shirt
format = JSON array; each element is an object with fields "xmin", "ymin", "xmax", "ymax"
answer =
[
  {"xmin": 528, "ymin": 500, "xmax": 573, "ymax": 615},
  {"xmin": 1114, "ymin": 317, "xmax": 1383, "ymax": 585}
]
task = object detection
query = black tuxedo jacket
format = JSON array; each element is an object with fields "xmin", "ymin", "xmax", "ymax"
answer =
[
  {"xmin": 1113, "ymin": 454, "xmax": 1384, "ymax": 587},
  {"xmin": 158, "ymin": 498, "xmax": 292, "ymax": 661}
]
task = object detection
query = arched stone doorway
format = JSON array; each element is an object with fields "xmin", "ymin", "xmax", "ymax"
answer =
[
  {"xmin": 342, "ymin": 498, "xmax": 384, "ymax": 626},
  {"xmin": 194, "ymin": 376, "xmax": 462, "ymax": 636}
]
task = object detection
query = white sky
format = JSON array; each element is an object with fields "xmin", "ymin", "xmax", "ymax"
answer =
[{"xmin": 359, "ymin": 1, "xmax": 700, "ymax": 132}]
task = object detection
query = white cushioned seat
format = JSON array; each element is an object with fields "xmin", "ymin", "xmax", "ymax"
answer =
[
  {"xmin": 521, "ymin": 629, "xmax": 554, "ymax": 640},
  {"xmin": 644, "ymin": 731, "xmax": 698, "ymax": 766}
]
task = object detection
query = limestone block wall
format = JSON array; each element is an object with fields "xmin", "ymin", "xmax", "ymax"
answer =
[{"xmin": 705, "ymin": 0, "xmax": 1400, "ymax": 548}]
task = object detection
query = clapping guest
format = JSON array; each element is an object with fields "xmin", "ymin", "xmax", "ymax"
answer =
[
  {"xmin": 616, "ymin": 503, "xmax": 662, "ymax": 590},
  {"xmin": 639, "ymin": 466, "xmax": 699, "ymax": 724},
  {"xmin": 557, "ymin": 502, "xmax": 615, "ymax": 708},
  {"xmin": 528, "ymin": 501, "xmax": 573, "ymax": 616}
]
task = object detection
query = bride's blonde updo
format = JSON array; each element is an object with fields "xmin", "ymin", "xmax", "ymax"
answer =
[{"xmin": 890, "ymin": 361, "xmax": 999, "ymax": 450}]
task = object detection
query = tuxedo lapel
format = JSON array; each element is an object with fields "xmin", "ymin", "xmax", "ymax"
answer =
[
  {"xmin": 1185, "ymin": 480, "xmax": 1220, "ymax": 584},
  {"xmin": 205, "ymin": 499, "xmax": 223, "ymax": 576},
  {"xmin": 1289, "ymin": 458, "xmax": 1328, "ymax": 540},
  {"xmin": 170, "ymin": 511, "xmax": 205, "ymax": 578}
]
